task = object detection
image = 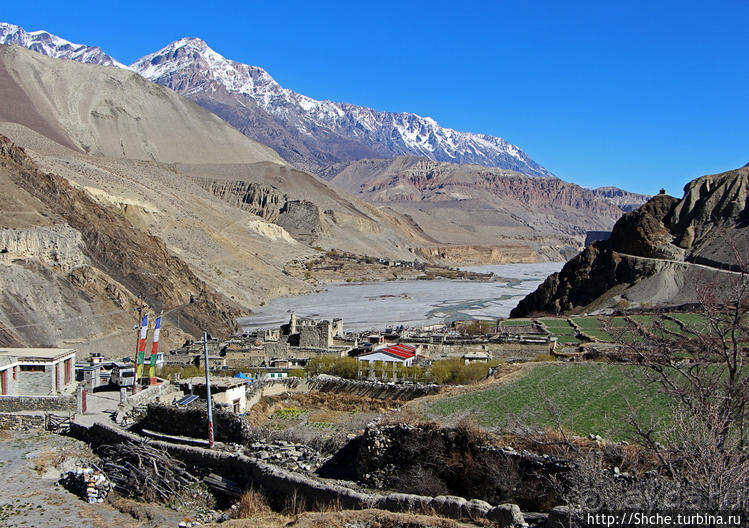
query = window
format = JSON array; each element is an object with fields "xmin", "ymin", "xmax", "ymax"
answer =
[
  {"xmin": 12, "ymin": 366, "xmax": 16, "ymax": 380},
  {"xmin": 233, "ymin": 399, "xmax": 240, "ymax": 413},
  {"xmin": 20, "ymin": 365, "xmax": 44, "ymax": 372},
  {"xmin": 64, "ymin": 358, "xmax": 71, "ymax": 384}
]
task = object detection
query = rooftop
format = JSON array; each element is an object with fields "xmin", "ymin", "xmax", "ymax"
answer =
[
  {"xmin": 182, "ymin": 376, "xmax": 247, "ymax": 389},
  {"xmin": 0, "ymin": 348, "xmax": 76, "ymax": 361}
]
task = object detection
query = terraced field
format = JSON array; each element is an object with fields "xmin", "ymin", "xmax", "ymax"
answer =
[{"xmin": 426, "ymin": 363, "xmax": 673, "ymax": 441}]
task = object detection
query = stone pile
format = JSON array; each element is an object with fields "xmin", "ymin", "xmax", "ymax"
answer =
[
  {"xmin": 59, "ymin": 464, "xmax": 112, "ymax": 503},
  {"xmin": 247, "ymin": 440, "xmax": 328, "ymax": 472}
]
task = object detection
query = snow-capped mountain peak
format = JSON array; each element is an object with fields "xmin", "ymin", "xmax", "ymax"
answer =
[
  {"xmin": 131, "ymin": 37, "xmax": 554, "ymax": 177},
  {"xmin": 0, "ymin": 22, "xmax": 128, "ymax": 69},
  {"xmin": 1, "ymin": 22, "xmax": 554, "ymax": 178}
]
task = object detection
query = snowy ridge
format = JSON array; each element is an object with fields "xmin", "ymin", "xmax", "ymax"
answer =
[
  {"xmin": 0, "ymin": 22, "xmax": 552, "ymax": 177},
  {"xmin": 131, "ymin": 38, "xmax": 554, "ymax": 177},
  {"xmin": 0, "ymin": 22, "xmax": 128, "ymax": 69}
]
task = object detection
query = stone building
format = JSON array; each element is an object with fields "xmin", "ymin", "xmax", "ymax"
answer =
[
  {"xmin": 181, "ymin": 377, "xmax": 248, "ymax": 413},
  {"xmin": 0, "ymin": 356, "xmax": 18, "ymax": 396},
  {"xmin": 0, "ymin": 348, "xmax": 77, "ymax": 395}
]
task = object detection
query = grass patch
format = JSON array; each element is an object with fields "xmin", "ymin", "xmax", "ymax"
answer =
[
  {"xmin": 540, "ymin": 318, "xmax": 573, "ymax": 328},
  {"xmin": 671, "ymin": 313, "xmax": 708, "ymax": 333},
  {"xmin": 273, "ymin": 407, "xmax": 304, "ymax": 420},
  {"xmin": 426, "ymin": 363, "xmax": 673, "ymax": 441},
  {"xmin": 500, "ymin": 319, "xmax": 533, "ymax": 326},
  {"xmin": 571, "ymin": 317, "xmax": 602, "ymax": 330},
  {"xmin": 585, "ymin": 329, "xmax": 615, "ymax": 342}
]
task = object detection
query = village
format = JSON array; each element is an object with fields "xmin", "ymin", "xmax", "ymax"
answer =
[
  {"xmin": 0, "ymin": 312, "xmax": 564, "ymax": 527},
  {"xmin": 1, "ymin": 312, "xmax": 555, "ymax": 404}
]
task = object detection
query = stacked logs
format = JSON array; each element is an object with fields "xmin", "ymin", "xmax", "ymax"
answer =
[{"xmin": 96, "ymin": 440, "xmax": 199, "ymax": 503}]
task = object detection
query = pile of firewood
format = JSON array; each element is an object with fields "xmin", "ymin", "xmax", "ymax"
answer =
[{"xmin": 96, "ymin": 440, "xmax": 199, "ymax": 503}]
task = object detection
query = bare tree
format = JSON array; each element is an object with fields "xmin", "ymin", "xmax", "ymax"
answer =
[{"xmin": 604, "ymin": 242, "xmax": 749, "ymax": 511}]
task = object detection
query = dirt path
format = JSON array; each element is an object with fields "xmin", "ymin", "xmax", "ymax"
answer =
[{"xmin": 0, "ymin": 430, "xmax": 144, "ymax": 528}]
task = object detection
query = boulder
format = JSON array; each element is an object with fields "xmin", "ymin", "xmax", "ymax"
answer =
[{"xmin": 487, "ymin": 503, "xmax": 525, "ymax": 527}]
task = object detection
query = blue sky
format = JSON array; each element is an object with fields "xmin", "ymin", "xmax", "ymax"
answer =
[{"xmin": 4, "ymin": 1, "xmax": 748, "ymax": 195}]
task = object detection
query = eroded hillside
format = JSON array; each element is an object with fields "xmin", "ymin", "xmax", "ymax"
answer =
[{"xmin": 511, "ymin": 165, "xmax": 749, "ymax": 316}]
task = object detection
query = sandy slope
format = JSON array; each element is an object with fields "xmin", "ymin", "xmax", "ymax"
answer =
[{"xmin": 0, "ymin": 45, "xmax": 286, "ymax": 166}]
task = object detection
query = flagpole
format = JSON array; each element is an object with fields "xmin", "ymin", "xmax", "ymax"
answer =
[
  {"xmin": 132, "ymin": 296, "xmax": 147, "ymax": 395},
  {"xmin": 203, "ymin": 331, "xmax": 215, "ymax": 448},
  {"xmin": 149, "ymin": 310, "xmax": 163, "ymax": 385}
]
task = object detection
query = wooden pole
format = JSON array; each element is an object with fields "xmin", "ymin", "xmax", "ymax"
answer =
[
  {"xmin": 132, "ymin": 296, "xmax": 147, "ymax": 395},
  {"xmin": 203, "ymin": 331, "xmax": 215, "ymax": 448}
]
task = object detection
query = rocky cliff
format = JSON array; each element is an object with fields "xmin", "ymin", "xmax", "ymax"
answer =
[
  {"xmin": 0, "ymin": 135, "xmax": 244, "ymax": 344},
  {"xmin": 511, "ymin": 166, "xmax": 749, "ymax": 316},
  {"xmin": 321, "ymin": 156, "xmax": 647, "ymax": 262}
]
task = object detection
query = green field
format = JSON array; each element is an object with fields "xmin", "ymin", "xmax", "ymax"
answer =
[
  {"xmin": 585, "ymin": 329, "xmax": 614, "ymax": 341},
  {"xmin": 500, "ymin": 319, "xmax": 534, "ymax": 327},
  {"xmin": 426, "ymin": 363, "xmax": 673, "ymax": 441},
  {"xmin": 672, "ymin": 313, "xmax": 709, "ymax": 333},
  {"xmin": 540, "ymin": 318, "xmax": 573, "ymax": 328},
  {"xmin": 571, "ymin": 317, "xmax": 602, "ymax": 330}
]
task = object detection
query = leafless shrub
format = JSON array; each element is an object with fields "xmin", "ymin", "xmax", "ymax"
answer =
[
  {"xmin": 238, "ymin": 486, "xmax": 271, "ymax": 518},
  {"xmin": 598, "ymin": 236, "xmax": 749, "ymax": 512},
  {"xmin": 283, "ymin": 488, "xmax": 306, "ymax": 517}
]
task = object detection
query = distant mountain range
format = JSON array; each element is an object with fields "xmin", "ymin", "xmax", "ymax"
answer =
[
  {"xmin": 0, "ymin": 22, "xmax": 125, "ymax": 68},
  {"xmin": 0, "ymin": 22, "xmax": 552, "ymax": 177},
  {"xmin": 0, "ymin": 21, "xmax": 651, "ymax": 270}
]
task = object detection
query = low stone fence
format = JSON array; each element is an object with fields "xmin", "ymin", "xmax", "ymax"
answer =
[
  {"xmin": 127, "ymin": 381, "xmax": 172, "ymax": 407},
  {"xmin": 139, "ymin": 403, "xmax": 251, "ymax": 444},
  {"xmin": 71, "ymin": 422, "xmax": 527, "ymax": 527},
  {"xmin": 0, "ymin": 413, "xmax": 47, "ymax": 430},
  {"xmin": 0, "ymin": 395, "xmax": 76, "ymax": 412},
  {"xmin": 307, "ymin": 376, "xmax": 439, "ymax": 400}
]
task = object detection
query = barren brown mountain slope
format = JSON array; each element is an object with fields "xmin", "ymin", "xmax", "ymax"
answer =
[
  {"xmin": 0, "ymin": 44, "xmax": 431, "ymax": 261},
  {"xmin": 0, "ymin": 135, "xmax": 245, "ymax": 355},
  {"xmin": 0, "ymin": 45, "xmax": 286, "ymax": 165},
  {"xmin": 0, "ymin": 47, "xmax": 446, "ymax": 354},
  {"xmin": 324, "ymin": 156, "xmax": 650, "ymax": 264},
  {"xmin": 511, "ymin": 165, "xmax": 749, "ymax": 316}
]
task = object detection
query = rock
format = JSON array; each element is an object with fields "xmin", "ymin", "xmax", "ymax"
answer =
[
  {"xmin": 512, "ymin": 164, "xmax": 749, "ymax": 316},
  {"xmin": 487, "ymin": 503, "xmax": 525, "ymax": 527},
  {"xmin": 430, "ymin": 495, "xmax": 467, "ymax": 519},
  {"xmin": 464, "ymin": 498, "xmax": 492, "ymax": 517},
  {"xmin": 379, "ymin": 492, "xmax": 429, "ymax": 513},
  {"xmin": 546, "ymin": 506, "xmax": 572, "ymax": 528}
]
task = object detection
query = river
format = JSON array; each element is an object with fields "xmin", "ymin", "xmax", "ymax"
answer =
[{"xmin": 238, "ymin": 262, "xmax": 563, "ymax": 332}]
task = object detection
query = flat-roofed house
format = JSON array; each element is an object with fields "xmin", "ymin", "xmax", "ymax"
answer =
[
  {"xmin": 181, "ymin": 377, "xmax": 248, "ymax": 414},
  {"xmin": 0, "ymin": 356, "xmax": 19, "ymax": 396},
  {"xmin": 0, "ymin": 348, "xmax": 77, "ymax": 395}
]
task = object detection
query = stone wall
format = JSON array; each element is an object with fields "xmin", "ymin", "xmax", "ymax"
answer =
[
  {"xmin": 307, "ymin": 376, "xmax": 439, "ymax": 400},
  {"xmin": 264, "ymin": 341, "xmax": 288, "ymax": 359},
  {"xmin": 355, "ymin": 423, "xmax": 570, "ymax": 510},
  {"xmin": 421, "ymin": 341, "xmax": 552, "ymax": 360},
  {"xmin": 298, "ymin": 322, "xmax": 332, "ymax": 349},
  {"xmin": 0, "ymin": 395, "xmax": 76, "ymax": 412},
  {"xmin": 126, "ymin": 381, "xmax": 172, "ymax": 407},
  {"xmin": 72, "ymin": 422, "xmax": 527, "ymax": 527},
  {"xmin": 140, "ymin": 403, "xmax": 252, "ymax": 444},
  {"xmin": 0, "ymin": 412, "xmax": 47, "ymax": 430}
]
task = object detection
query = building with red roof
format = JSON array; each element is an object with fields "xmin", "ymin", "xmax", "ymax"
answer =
[{"xmin": 356, "ymin": 343, "xmax": 416, "ymax": 367}]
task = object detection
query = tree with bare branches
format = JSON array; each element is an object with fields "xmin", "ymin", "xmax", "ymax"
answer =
[{"xmin": 604, "ymin": 247, "xmax": 749, "ymax": 512}]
